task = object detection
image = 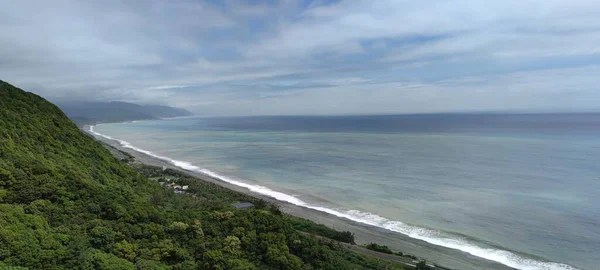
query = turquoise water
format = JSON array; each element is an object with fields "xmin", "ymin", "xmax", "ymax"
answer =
[{"xmin": 91, "ymin": 114, "xmax": 600, "ymax": 270}]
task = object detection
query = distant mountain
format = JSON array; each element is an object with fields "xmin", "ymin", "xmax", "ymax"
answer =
[{"xmin": 57, "ymin": 101, "xmax": 193, "ymax": 125}]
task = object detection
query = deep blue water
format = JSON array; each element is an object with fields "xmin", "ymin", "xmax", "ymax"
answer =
[{"xmin": 92, "ymin": 113, "xmax": 600, "ymax": 270}]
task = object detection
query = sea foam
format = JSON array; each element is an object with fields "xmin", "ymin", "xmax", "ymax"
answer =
[{"xmin": 87, "ymin": 125, "xmax": 578, "ymax": 270}]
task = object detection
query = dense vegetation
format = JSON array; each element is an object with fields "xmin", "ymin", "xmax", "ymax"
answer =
[
  {"xmin": 363, "ymin": 243, "xmax": 422, "ymax": 262},
  {"xmin": 57, "ymin": 101, "xmax": 193, "ymax": 126},
  {"xmin": 285, "ymin": 216, "xmax": 356, "ymax": 244},
  {"xmin": 136, "ymin": 165, "xmax": 357, "ymax": 245},
  {"xmin": 0, "ymin": 80, "xmax": 408, "ymax": 269},
  {"xmin": 365, "ymin": 243, "xmax": 394, "ymax": 255}
]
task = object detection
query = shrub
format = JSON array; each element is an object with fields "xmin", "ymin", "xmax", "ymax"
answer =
[{"xmin": 365, "ymin": 243, "xmax": 393, "ymax": 254}]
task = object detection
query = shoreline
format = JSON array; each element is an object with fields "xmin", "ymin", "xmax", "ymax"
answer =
[{"xmin": 86, "ymin": 125, "xmax": 515, "ymax": 270}]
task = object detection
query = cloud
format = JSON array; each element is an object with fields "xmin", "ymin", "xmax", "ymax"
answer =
[
  {"xmin": 1, "ymin": 0, "xmax": 599, "ymax": 114},
  {"xmin": 247, "ymin": 0, "xmax": 600, "ymax": 59},
  {"xmin": 180, "ymin": 65, "xmax": 600, "ymax": 115}
]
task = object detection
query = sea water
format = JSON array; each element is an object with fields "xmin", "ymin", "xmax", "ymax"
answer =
[{"xmin": 91, "ymin": 113, "xmax": 600, "ymax": 270}]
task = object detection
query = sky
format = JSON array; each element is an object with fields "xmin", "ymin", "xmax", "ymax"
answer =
[{"xmin": 1, "ymin": 0, "xmax": 600, "ymax": 116}]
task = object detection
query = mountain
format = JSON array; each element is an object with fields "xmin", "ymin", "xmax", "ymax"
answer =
[
  {"xmin": 0, "ymin": 80, "xmax": 161, "ymax": 269},
  {"xmin": 0, "ymin": 80, "xmax": 408, "ymax": 269},
  {"xmin": 57, "ymin": 101, "xmax": 193, "ymax": 125}
]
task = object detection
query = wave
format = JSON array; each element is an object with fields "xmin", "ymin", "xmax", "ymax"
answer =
[{"xmin": 87, "ymin": 125, "xmax": 578, "ymax": 270}]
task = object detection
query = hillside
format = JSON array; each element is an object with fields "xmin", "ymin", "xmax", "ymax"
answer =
[
  {"xmin": 57, "ymin": 101, "xmax": 193, "ymax": 125},
  {"xmin": 0, "ymin": 80, "xmax": 409, "ymax": 269}
]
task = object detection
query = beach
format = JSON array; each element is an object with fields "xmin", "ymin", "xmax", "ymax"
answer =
[{"xmin": 88, "ymin": 127, "xmax": 515, "ymax": 270}]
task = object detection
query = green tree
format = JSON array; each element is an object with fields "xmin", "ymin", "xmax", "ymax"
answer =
[
  {"xmin": 81, "ymin": 249, "xmax": 134, "ymax": 270},
  {"xmin": 113, "ymin": 240, "xmax": 137, "ymax": 261},
  {"xmin": 222, "ymin": 235, "xmax": 241, "ymax": 255},
  {"xmin": 416, "ymin": 260, "xmax": 432, "ymax": 270}
]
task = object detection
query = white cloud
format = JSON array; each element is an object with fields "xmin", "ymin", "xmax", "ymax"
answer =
[
  {"xmin": 182, "ymin": 65, "xmax": 600, "ymax": 116},
  {"xmin": 1, "ymin": 0, "xmax": 599, "ymax": 114},
  {"xmin": 247, "ymin": 0, "xmax": 600, "ymax": 60}
]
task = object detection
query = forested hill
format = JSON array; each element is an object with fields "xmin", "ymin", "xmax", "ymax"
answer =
[
  {"xmin": 0, "ymin": 80, "xmax": 408, "ymax": 269},
  {"xmin": 0, "ymin": 80, "xmax": 166, "ymax": 268},
  {"xmin": 57, "ymin": 101, "xmax": 193, "ymax": 125}
]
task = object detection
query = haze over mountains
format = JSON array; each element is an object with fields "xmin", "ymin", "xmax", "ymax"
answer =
[{"xmin": 57, "ymin": 101, "xmax": 193, "ymax": 125}]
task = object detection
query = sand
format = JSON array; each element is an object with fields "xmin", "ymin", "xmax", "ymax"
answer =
[{"xmin": 91, "ymin": 131, "xmax": 515, "ymax": 270}]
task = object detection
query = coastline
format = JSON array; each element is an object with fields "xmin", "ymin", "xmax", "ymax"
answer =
[{"xmin": 85, "ymin": 125, "xmax": 515, "ymax": 270}]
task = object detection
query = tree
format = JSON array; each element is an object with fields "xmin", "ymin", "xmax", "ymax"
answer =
[
  {"xmin": 223, "ymin": 235, "xmax": 241, "ymax": 255},
  {"xmin": 365, "ymin": 243, "xmax": 393, "ymax": 254},
  {"xmin": 168, "ymin": 221, "xmax": 189, "ymax": 233},
  {"xmin": 81, "ymin": 249, "xmax": 134, "ymax": 270},
  {"xmin": 90, "ymin": 226, "xmax": 118, "ymax": 250},
  {"xmin": 416, "ymin": 260, "xmax": 432, "ymax": 270},
  {"xmin": 113, "ymin": 240, "xmax": 136, "ymax": 261}
]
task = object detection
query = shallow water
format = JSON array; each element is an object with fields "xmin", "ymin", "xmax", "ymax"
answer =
[{"xmin": 93, "ymin": 113, "xmax": 600, "ymax": 270}]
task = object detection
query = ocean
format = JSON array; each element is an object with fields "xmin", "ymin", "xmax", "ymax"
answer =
[{"xmin": 90, "ymin": 113, "xmax": 600, "ymax": 270}]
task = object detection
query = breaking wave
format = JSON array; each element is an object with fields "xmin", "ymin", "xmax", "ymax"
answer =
[{"xmin": 88, "ymin": 125, "xmax": 578, "ymax": 270}]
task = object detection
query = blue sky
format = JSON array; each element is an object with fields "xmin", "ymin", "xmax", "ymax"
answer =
[{"xmin": 1, "ymin": 0, "xmax": 599, "ymax": 115}]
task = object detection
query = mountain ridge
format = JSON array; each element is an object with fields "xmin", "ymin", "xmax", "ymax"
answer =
[{"xmin": 57, "ymin": 101, "xmax": 193, "ymax": 125}]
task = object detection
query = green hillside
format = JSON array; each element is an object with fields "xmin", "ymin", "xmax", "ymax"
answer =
[{"xmin": 0, "ymin": 80, "xmax": 408, "ymax": 269}]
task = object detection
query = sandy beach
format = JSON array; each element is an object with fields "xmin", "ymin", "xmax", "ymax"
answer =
[{"xmin": 89, "ymin": 129, "xmax": 514, "ymax": 270}]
